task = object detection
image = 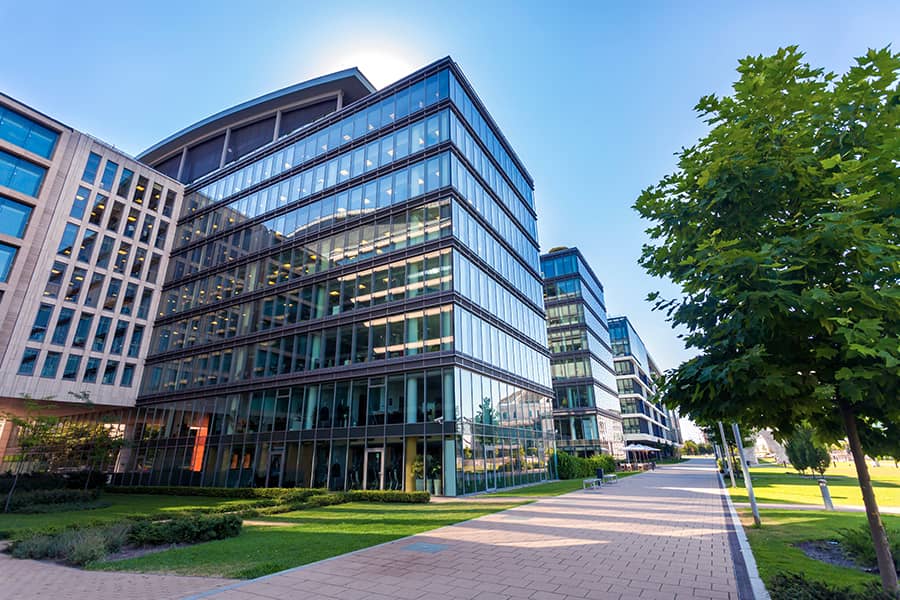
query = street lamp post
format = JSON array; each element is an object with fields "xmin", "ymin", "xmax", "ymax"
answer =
[
  {"xmin": 732, "ymin": 422, "xmax": 761, "ymax": 526},
  {"xmin": 718, "ymin": 421, "xmax": 736, "ymax": 487}
]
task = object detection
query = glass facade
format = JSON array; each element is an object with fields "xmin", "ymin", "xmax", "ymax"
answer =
[
  {"xmin": 0, "ymin": 149, "xmax": 45, "ymax": 197},
  {"xmin": 127, "ymin": 59, "xmax": 553, "ymax": 494},
  {"xmin": 541, "ymin": 247, "xmax": 623, "ymax": 458},
  {"xmin": 0, "ymin": 105, "xmax": 58, "ymax": 158},
  {"xmin": 608, "ymin": 316, "xmax": 681, "ymax": 455}
]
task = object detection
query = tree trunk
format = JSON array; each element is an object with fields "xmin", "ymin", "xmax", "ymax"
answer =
[
  {"xmin": 840, "ymin": 399, "xmax": 898, "ymax": 593},
  {"xmin": 4, "ymin": 457, "xmax": 24, "ymax": 514}
]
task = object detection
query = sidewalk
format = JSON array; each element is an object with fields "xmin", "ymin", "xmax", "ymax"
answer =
[
  {"xmin": 0, "ymin": 545, "xmax": 234, "ymax": 600},
  {"xmin": 189, "ymin": 458, "xmax": 745, "ymax": 600}
]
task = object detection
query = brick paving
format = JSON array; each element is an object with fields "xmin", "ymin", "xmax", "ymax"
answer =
[
  {"xmin": 0, "ymin": 545, "xmax": 235, "ymax": 600},
  {"xmin": 190, "ymin": 458, "xmax": 742, "ymax": 600}
]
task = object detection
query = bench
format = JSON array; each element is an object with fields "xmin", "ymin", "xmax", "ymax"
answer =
[
  {"xmin": 582, "ymin": 477, "xmax": 602, "ymax": 490},
  {"xmin": 603, "ymin": 474, "xmax": 618, "ymax": 485}
]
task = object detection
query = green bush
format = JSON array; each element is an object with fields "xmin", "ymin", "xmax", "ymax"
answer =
[
  {"xmin": 768, "ymin": 573, "xmax": 895, "ymax": 600},
  {"xmin": 128, "ymin": 514, "xmax": 242, "ymax": 546},
  {"xmin": 105, "ymin": 486, "xmax": 323, "ymax": 499},
  {"xmin": 555, "ymin": 451, "xmax": 618, "ymax": 480},
  {"xmin": 10, "ymin": 522, "xmax": 131, "ymax": 566},
  {"xmin": 0, "ymin": 471, "xmax": 106, "ymax": 493},
  {"xmin": 345, "ymin": 490, "xmax": 430, "ymax": 503},
  {"xmin": 838, "ymin": 525, "xmax": 900, "ymax": 572},
  {"xmin": 6, "ymin": 488, "xmax": 100, "ymax": 512},
  {"xmin": 16, "ymin": 500, "xmax": 110, "ymax": 514}
]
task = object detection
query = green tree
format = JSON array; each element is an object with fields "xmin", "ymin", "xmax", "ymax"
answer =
[
  {"xmin": 2, "ymin": 396, "xmax": 60, "ymax": 512},
  {"xmin": 634, "ymin": 47, "xmax": 900, "ymax": 592},
  {"xmin": 785, "ymin": 426, "xmax": 831, "ymax": 476}
]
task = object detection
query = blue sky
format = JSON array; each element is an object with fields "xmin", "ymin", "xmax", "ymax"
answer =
[{"xmin": 3, "ymin": 1, "xmax": 897, "ymax": 378}]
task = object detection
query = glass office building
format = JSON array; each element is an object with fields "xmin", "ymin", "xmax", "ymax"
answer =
[
  {"xmin": 108, "ymin": 58, "xmax": 555, "ymax": 494},
  {"xmin": 608, "ymin": 316, "xmax": 682, "ymax": 456},
  {"xmin": 541, "ymin": 247, "xmax": 623, "ymax": 458}
]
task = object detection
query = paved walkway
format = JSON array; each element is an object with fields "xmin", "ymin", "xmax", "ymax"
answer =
[
  {"xmin": 189, "ymin": 458, "xmax": 744, "ymax": 600},
  {"xmin": 0, "ymin": 543, "xmax": 235, "ymax": 600}
]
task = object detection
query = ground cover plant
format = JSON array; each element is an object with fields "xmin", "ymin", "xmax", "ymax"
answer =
[
  {"xmin": 739, "ymin": 509, "xmax": 900, "ymax": 594},
  {"xmin": 9, "ymin": 514, "xmax": 242, "ymax": 566},
  {"xmin": 93, "ymin": 500, "xmax": 524, "ymax": 579},
  {"xmin": 0, "ymin": 493, "xmax": 260, "ymax": 539}
]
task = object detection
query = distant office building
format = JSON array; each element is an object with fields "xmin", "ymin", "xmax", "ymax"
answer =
[
  {"xmin": 115, "ymin": 57, "xmax": 555, "ymax": 494},
  {"xmin": 541, "ymin": 247, "xmax": 623, "ymax": 458},
  {"xmin": 608, "ymin": 316, "xmax": 682, "ymax": 456},
  {"xmin": 0, "ymin": 93, "xmax": 183, "ymax": 460}
]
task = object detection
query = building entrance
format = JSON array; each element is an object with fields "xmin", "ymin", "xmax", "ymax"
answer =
[{"xmin": 364, "ymin": 448, "xmax": 383, "ymax": 490}]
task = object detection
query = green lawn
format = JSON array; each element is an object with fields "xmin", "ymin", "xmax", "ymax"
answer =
[
  {"xmin": 484, "ymin": 472, "xmax": 642, "ymax": 497},
  {"xmin": 93, "ymin": 501, "xmax": 523, "ymax": 579},
  {"xmin": 728, "ymin": 462, "xmax": 900, "ymax": 507},
  {"xmin": 0, "ymin": 494, "xmax": 260, "ymax": 538},
  {"xmin": 739, "ymin": 508, "xmax": 900, "ymax": 591}
]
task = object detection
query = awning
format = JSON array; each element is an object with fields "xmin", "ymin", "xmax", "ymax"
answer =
[{"xmin": 623, "ymin": 444, "xmax": 661, "ymax": 452}]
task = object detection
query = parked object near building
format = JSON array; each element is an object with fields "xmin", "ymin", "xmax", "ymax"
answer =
[
  {"xmin": 608, "ymin": 316, "xmax": 681, "ymax": 457},
  {"xmin": 541, "ymin": 247, "xmax": 623, "ymax": 458}
]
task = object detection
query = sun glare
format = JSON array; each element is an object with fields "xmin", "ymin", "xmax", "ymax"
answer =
[{"xmin": 331, "ymin": 49, "xmax": 420, "ymax": 89}]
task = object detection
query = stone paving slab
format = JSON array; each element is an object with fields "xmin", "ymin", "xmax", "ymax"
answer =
[
  {"xmin": 0, "ymin": 549, "xmax": 235, "ymax": 600},
  {"xmin": 189, "ymin": 458, "xmax": 742, "ymax": 600}
]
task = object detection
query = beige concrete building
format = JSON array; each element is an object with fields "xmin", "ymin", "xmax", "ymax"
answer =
[{"xmin": 0, "ymin": 93, "xmax": 183, "ymax": 458}]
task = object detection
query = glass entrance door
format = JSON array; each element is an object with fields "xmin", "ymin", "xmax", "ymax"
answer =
[
  {"xmin": 364, "ymin": 449, "xmax": 384, "ymax": 490},
  {"xmin": 266, "ymin": 453, "xmax": 283, "ymax": 488},
  {"xmin": 485, "ymin": 446, "xmax": 498, "ymax": 491}
]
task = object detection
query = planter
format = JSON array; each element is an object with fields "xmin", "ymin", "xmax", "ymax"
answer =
[
  {"xmin": 415, "ymin": 478, "xmax": 425, "ymax": 492},
  {"xmin": 432, "ymin": 478, "xmax": 443, "ymax": 496}
]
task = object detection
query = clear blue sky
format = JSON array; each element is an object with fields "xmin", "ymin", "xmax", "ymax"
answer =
[{"xmin": 3, "ymin": 0, "xmax": 897, "ymax": 376}]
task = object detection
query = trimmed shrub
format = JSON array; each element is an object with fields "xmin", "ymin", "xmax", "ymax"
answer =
[
  {"xmin": 16, "ymin": 500, "xmax": 110, "ymax": 514},
  {"xmin": 768, "ymin": 573, "xmax": 895, "ymax": 600},
  {"xmin": 128, "ymin": 514, "xmax": 242, "ymax": 546},
  {"xmin": 345, "ymin": 490, "xmax": 430, "ymax": 503},
  {"xmin": 0, "ymin": 471, "xmax": 105, "ymax": 494},
  {"xmin": 105, "ymin": 486, "xmax": 323, "ymax": 499},
  {"xmin": 6, "ymin": 489, "xmax": 99, "ymax": 513},
  {"xmin": 839, "ymin": 525, "xmax": 900, "ymax": 572},
  {"xmin": 10, "ymin": 522, "xmax": 131, "ymax": 566},
  {"xmin": 555, "ymin": 451, "xmax": 618, "ymax": 480}
]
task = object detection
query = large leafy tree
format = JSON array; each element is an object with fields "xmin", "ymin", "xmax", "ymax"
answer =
[{"xmin": 635, "ymin": 47, "xmax": 899, "ymax": 592}]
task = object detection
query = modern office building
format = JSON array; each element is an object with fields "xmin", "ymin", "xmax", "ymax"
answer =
[
  {"xmin": 99, "ymin": 57, "xmax": 556, "ymax": 494},
  {"xmin": 541, "ymin": 247, "xmax": 623, "ymax": 458},
  {"xmin": 608, "ymin": 316, "xmax": 682, "ymax": 456},
  {"xmin": 0, "ymin": 93, "xmax": 183, "ymax": 461}
]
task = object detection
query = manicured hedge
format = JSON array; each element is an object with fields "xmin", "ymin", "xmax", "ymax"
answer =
[
  {"xmin": 0, "ymin": 471, "xmax": 106, "ymax": 493},
  {"xmin": 105, "ymin": 486, "xmax": 429, "ymax": 504},
  {"xmin": 104, "ymin": 486, "xmax": 324, "ymax": 499},
  {"xmin": 128, "ymin": 514, "xmax": 242, "ymax": 546},
  {"xmin": 345, "ymin": 490, "xmax": 430, "ymax": 503},
  {"xmin": 6, "ymin": 488, "xmax": 100, "ymax": 513}
]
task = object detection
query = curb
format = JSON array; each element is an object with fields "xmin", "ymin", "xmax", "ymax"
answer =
[{"xmin": 718, "ymin": 473, "xmax": 771, "ymax": 600}]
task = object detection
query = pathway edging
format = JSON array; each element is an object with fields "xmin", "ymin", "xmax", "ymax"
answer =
[{"xmin": 719, "ymin": 473, "xmax": 771, "ymax": 600}]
